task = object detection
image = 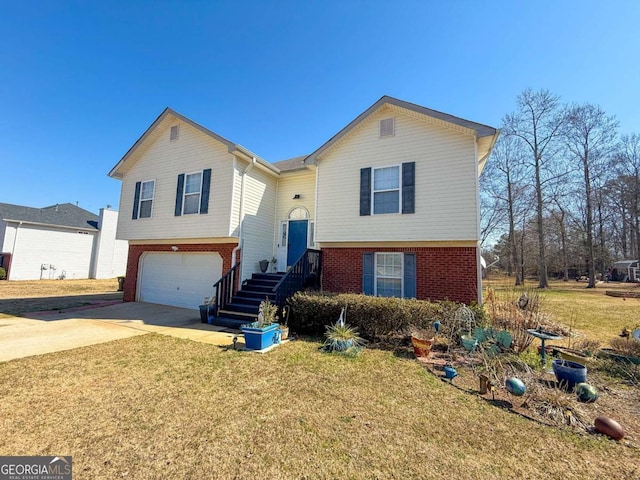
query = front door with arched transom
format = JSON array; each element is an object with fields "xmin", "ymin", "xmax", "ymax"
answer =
[
  {"xmin": 277, "ymin": 207, "xmax": 310, "ymax": 271},
  {"xmin": 287, "ymin": 219, "xmax": 308, "ymax": 266}
]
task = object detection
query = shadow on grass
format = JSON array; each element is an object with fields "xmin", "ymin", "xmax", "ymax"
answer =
[
  {"xmin": 416, "ymin": 360, "xmax": 559, "ymax": 429},
  {"xmin": 0, "ymin": 292, "xmax": 123, "ymax": 317}
]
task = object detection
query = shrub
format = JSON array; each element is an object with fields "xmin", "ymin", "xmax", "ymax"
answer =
[
  {"xmin": 0, "ymin": 267, "xmax": 5, "ymax": 280},
  {"xmin": 287, "ymin": 291, "xmax": 486, "ymax": 341}
]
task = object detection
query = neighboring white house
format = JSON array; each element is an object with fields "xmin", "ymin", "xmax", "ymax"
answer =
[
  {"xmin": 0, "ymin": 202, "xmax": 128, "ymax": 281},
  {"xmin": 109, "ymin": 96, "xmax": 499, "ymax": 309},
  {"xmin": 610, "ymin": 259, "xmax": 640, "ymax": 282}
]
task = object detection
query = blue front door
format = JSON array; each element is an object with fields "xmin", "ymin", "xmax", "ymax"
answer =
[{"xmin": 287, "ymin": 220, "xmax": 308, "ymax": 266}]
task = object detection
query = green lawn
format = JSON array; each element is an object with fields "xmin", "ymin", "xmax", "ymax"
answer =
[{"xmin": 484, "ymin": 278, "xmax": 640, "ymax": 344}]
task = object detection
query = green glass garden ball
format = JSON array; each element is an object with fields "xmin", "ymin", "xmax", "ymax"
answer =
[
  {"xmin": 575, "ymin": 382, "xmax": 598, "ymax": 403},
  {"xmin": 505, "ymin": 377, "xmax": 526, "ymax": 396}
]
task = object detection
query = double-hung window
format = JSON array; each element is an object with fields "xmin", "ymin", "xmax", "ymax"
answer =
[
  {"xmin": 183, "ymin": 172, "xmax": 202, "ymax": 215},
  {"xmin": 375, "ymin": 252, "xmax": 403, "ymax": 297},
  {"xmin": 362, "ymin": 251, "xmax": 416, "ymax": 299},
  {"xmin": 132, "ymin": 180, "xmax": 155, "ymax": 219},
  {"xmin": 373, "ymin": 166, "xmax": 400, "ymax": 214},
  {"xmin": 175, "ymin": 168, "xmax": 211, "ymax": 216},
  {"xmin": 360, "ymin": 162, "xmax": 414, "ymax": 216}
]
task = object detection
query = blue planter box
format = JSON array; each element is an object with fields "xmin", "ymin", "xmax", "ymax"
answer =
[{"xmin": 241, "ymin": 323, "xmax": 280, "ymax": 351}]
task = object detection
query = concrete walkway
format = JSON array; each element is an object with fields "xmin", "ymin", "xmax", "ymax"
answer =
[{"xmin": 0, "ymin": 302, "xmax": 243, "ymax": 362}]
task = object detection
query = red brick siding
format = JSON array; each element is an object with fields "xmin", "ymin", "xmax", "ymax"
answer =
[
  {"xmin": 322, "ymin": 246, "xmax": 478, "ymax": 304},
  {"xmin": 123, "ymin": 243, "xmax": 237, "ymax": 302}
]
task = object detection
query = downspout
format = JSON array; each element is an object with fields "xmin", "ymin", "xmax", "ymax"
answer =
[
  {"xmin": 273, "ymin": 178, "xmax": 280, "ymax": 267},
  {"xmin": 314, "ymin": 164, "xmax": 319, "ymax": 245},
  {"xmin": 313, "ymin": 162, "xmax": 321, "ymax": 290},
  {"xmin": 474, "ymin": 137, "xmax": 482, "ymax": 305},
  {"xmin": 232, "ymin": 157, "xmax": 257, "ymax": 280}
]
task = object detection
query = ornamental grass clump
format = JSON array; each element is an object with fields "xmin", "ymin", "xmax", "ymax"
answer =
[{"xmin": 323, "ymin": 308, "xmax": 366, "ymax": 356}]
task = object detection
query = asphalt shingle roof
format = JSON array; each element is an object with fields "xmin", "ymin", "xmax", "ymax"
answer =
[
  {"xmin": 272, "ymin": 155, "xmax": 309, "ymax": 172},
  {"xmin": 0, "ymin": 202, "xmax": 99, "ymax": 230}
]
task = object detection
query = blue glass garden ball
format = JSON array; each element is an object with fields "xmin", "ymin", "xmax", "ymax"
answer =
[{"xmin": 505, "ymin": 377, "xmax": 526, "ymax": 396}]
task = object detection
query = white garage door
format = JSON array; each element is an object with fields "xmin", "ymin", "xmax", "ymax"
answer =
[{"xmin": 138, "ymin": 252, "xmax": 222, "ymax": 310}]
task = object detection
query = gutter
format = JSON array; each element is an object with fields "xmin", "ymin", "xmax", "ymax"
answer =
[
  {"xmin": 3, "ymin": 218, "xmax": 97, "ymax": 232},
  {"xmin": 229, "ymin": 145, "xmax": 279, "ymax": 175}
]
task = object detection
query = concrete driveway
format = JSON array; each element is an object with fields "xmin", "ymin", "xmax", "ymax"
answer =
[{"xmin": 0, "ymin": 302, "xmax": 241, "ymax": 362}]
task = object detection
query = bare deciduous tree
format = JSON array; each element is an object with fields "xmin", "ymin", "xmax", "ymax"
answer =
[
  {"xmin": 564, "ymin": 103, "xmax": 618, "ymax": 287},
  {"xmin": 503, "ymin": 89, "xmax": 565, "ymax": 288},
  {"xmin": 482, "ymin": 135, "xmax": 531, "ymax": 284},
  {"xmin": 614, "ymin": 134, "xmax": 640, "ymax": 260}
]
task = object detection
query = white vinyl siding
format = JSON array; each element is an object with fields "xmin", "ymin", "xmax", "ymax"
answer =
[
  {"xmin": 0, "ymin": 219, "xmax": 6, "ymax": 251},
  {"xmin": 117, "ymin": 116, "xmax": 235, "ymax": 241},
  {"xmin": 91, "ymin": 209, "xmax": 129, "ymax": 279},
  {"xmin": 3, "ymin": 223, "xmax": 96, "ymax": 280},
  {"xmin": 238, "ymin": 166, "xmax": 277, "ymax": 282},
  {"xmin": 275, "ymin": 170, "xmax": 316, "ymax": 220},
  {"xmin": 229, "ymin": 162, "xmax": 243, "ymax": 237},
  {"xmin": 316, "ymin": 108, "xmax": 478, "ymax": 243}
]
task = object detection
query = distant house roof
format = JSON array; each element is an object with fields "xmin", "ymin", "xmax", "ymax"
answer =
[
  {"xmin": 0, "ymin": 202, "xmax": 99, "ymax": 230},
  {"xmin": 272, "ymin": 155, "xmax": 310, "ymax": 172},
  {"xmin": 612, "ymin": 260, "xmax": 639, "ymax": 269}
]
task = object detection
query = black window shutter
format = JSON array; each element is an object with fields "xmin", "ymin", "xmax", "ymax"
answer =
[
  {"xmin": 175, "ymin": 174, "xmax": 185, "ymax": 216},
  {"xmin": 360, "ymin": 168, "xmax": 371, "ymax": 216},
  {"xmin": 403, "ymin": 253, "xmax": 417, "ymax": 298},
  {"xmin": 402, "ymin": 162, "xmax": 415, "ymax": 214},
  {"xmin": 132, "ymin": 181, "xmax": 141, "ymax": 220},
  {"xmin": 362, "ymin": 252, "xmax": 374, "ymax": 295},
  {"xmin": 200, "ymin": 168, "xmax": 211, "ymax": 214}
]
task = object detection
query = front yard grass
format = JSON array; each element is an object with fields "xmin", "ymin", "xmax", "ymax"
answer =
[{"xmin": 1, "ymin": 334, "xmax": 638, "ymax": 479}]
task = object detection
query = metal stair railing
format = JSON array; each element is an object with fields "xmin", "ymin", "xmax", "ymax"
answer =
[
  {"xmin": 212, "ymin": 261, "xmax": 241, "ymax": 316},
  {"xmin": 272, "ymin": 249, "xmax": 322, "ymax": 309}
]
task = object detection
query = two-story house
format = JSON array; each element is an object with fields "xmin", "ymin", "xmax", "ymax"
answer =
[{"xmin": 108, "ymin": 96, "xmax": 498, "ymax": 315}]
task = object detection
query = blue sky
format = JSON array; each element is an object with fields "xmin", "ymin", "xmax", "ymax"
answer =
[{"xmin": 1, "ymin": 1, "xmax": 639, "ymax": 213}]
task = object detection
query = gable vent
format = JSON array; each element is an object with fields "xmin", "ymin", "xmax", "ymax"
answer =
[
  {"xmin": 170, "ymin": 125, "xmax": 179, "ymax": 141},
  {"xmin": 380, "ymin": 118, "xmax": 395, "ymax": 137}
]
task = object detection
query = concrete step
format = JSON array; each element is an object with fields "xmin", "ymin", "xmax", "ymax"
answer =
[{"xmin": 209, "ymin": 316, "xmax": 248, "ymax": 329}]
